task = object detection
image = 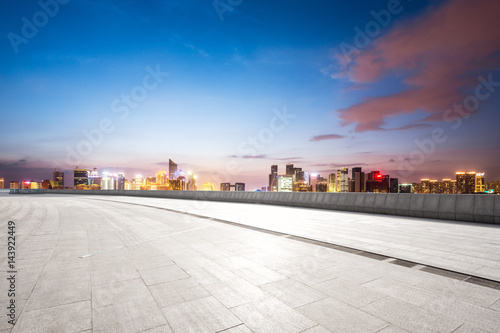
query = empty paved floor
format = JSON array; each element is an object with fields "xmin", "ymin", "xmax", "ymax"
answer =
[{"xmin": 0, "ymin": 193, "xmax": 500, "ymax": 332}]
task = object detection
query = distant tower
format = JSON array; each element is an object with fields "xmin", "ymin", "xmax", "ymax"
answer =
[
  {"xmin": 169, "ymin": 159, "xmax": 177, "ymax": 180},
  {"xmin": 0, "ymin": 177, "xmax": 4, "ymax": 189},
  {"xmin": 53, "ymin": 169, "xmax": 64, "ymax": 187},
  {"xmin": 269, "ymin": 165, "xmax": 278, "ymax": 192},
  {"xmin": 74, "ymin": 168, "xmax": 89, "ymax": 187}
]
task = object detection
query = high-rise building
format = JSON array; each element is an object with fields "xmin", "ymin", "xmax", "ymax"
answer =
[
  {"xmin": 366, "ymin": 172, "xmax": 389, "ymax": 193},
  {"xmin": 116, "ymin": 173, "xmax": 125, "ymax": 190},
  {"xmin": 220, "ymin": 183, "xmax": 231, "ymax": 191},
  {"xmin": 156, "ymin": 171, "xmax": 168, "ymax": 185},
  {"xmin": 10, "ymin": 181, "xmax": 20, "ymax": 189},
  {"xmin": 131, "ymin": 176, "xmax": 144, "ymax": 190},
  {"xmin": 429, "ymin": 180, "xmax": 439, "ymax": 194},
  {"xmin": 316, "ymin": 179, "xmax": 328, "ymax": 192},
  {"xmin": 338, "ymin": 168, "xmax": 349, "ymax": 192},
  {"xmin": 101, "ymin": 173, "xmax": 116, "ymax": 190},
  {"xmin": 398, "ymin": 184, "xmax": 413, "ymax": 193},
  {"xmin": 420, "ymin": 179, "xmax": 431, "ymax": 194},
  {"xmin": 53, "ymin": 169, "xmax": 64, "ymax": 188},
  {"xmin": 456, "ymin": 172, "xmax": 476, "ymax": 194},
  {"xmin": 269, "ymin": 165, "xmax": 278, "ymax": 192},
  {"xmin": 74, "ymin": 168, "xmax": 89, "ymax": 187},
  {"xmin": 328, "ymin": 173, "xmax": 336, "ymax": 192},
  {"xmin": 475, "ymin": 173, "xmax": 485, "ymax": 193},
  {"xmin": 278, "ymin": 175, "xmax": 293, "ymax": 192},
  {"xmin": 286, "ymin": 164, "xmax": 295, "ymax": 176},
  {"xmin": 0, "ymin": 177, "xmax": 4, "ymax": 189},
  {"xmin": 352, "ymin": 167, "xmax": 365, "ymax": 192},
  {"xmin": 235, "ymin": 183, "xmax": 245, "ymax": 192},
  {"xmin": 187, "ymin": 173, "xmax": 197, "ymax": 191},
  {"xmin": 169, "ymin": 159, "xmax": 177, "ymax": 180},
  {"xmin": 390, "ymin": 178, "xmax": 399, "ymax": 193}
]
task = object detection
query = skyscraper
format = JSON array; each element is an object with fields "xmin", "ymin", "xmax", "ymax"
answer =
[
  {"xmin": 278, "ymin": 175, "xmax": 293, "ymax": 192},
  {"xmin": 269, "ymin": 165, "xmax": 278, "ymax": 192},
  {"xmin": 390, "ymin": 178, "xmax": 399, "ymax": 193},
  {"xmin": 475, "ymin": 173, "xmax": 485, "ymax": 193},
  {"xmin": 338, "ymin": 168, "xmax": 349, "ymax": 192},
  {"xmin": 456, "ymin": 172, "xmax": 476, "ymax": 194},
  {"xmin": 328, "ymin": 173, "xmax": 336, "ymax": 192},
  {"xmin": 0, "ymin": 177, "xmax": 4, "ymax": 189},
  {"xmin": 156, "ymin": 171, "xmax": 168, "ymax": 185},
  {"xmin": 116, "ymin": 173, "xmax": 125, "ymax": 190},
  {"xmin": 169, "ymin": 159, "xmax": 177, "ymax": 180},
  {"xmin": 352, "ymin": 167, "xmax": 365, "ymax": 192},
  {"xmin": 74, "ymin": 168, "xmax": 89, "ymax": 187},
  {"xmin": 53, "ymin": 169, "xmax": 64, "ymax": 188}
]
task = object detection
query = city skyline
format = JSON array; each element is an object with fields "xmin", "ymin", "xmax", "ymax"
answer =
[
  {"xmin": 3, "ymin": 161, "xmax": 498, "ymax": 194},
  {"xmin": 1, "ymin": 0, "xmax": 500, "ymax": 191}
]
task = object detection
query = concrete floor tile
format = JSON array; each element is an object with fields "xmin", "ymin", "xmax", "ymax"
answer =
[
  {"xmin": 93, "ymin": 296, "xmax": 167, "ymax": 333},
  {"xmin": 92, "ymin": 278, "xmax": 150, "ymax": 308},
  {"xmin": 132, "ymin": 255, "xmax": 174, "ymax": 270},
  {"xmin": 187, "ymin": 264, "xmax": 239, "ymax": 285},
  {"xmin": 259, "ymin": 278, "xmax": 328, "ymax": 308},
  {"xmin": 12, "ymin": 300, "xmax": 91, "ymax": 333},
  {"xmin": 231, "ymin": 297, "xmax": 317, "ymax": 333},
  {"xmin": 204, "ymin": 278, "xmax": 267, "ymax": 308},
  {"xmin": 92, "ymin": 265, "xmax": 140, "ymax": 286},
  {"xmin": 139, "ymin": 264, "xmax": 190, "ymax": 286},
  {"xmin": 297, "ymin": 297, "xmax": 387, "ymax": 333},
  {"xmin": 314, "ymin": 277, "xmax": 386, "ymax": 308},
  {"xmin": 26, "ymin": 276, "xmax": 91, "ymax": 311},
  {"xmin": 232, "ymin": 263, "xmax": 286, "ymax": 285},
  {"xmin": 162, "ymin": 296, "xmax": 241, "ymax": 333},
  {"xmin": 362, "ymin": 297, "xmax": 463, "ymax": 333},
  {"xmin": 149, "ymin": 277, "xmax": 210, "ymax": 308},
  {"xmin": 301, "ymin": 325, "xmax": 333, "ymax": 333}
]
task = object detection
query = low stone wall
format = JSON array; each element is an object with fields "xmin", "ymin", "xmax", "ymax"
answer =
[{"xmin": 45, "ymin": 189, "xmax": 500, "ymax": 224}]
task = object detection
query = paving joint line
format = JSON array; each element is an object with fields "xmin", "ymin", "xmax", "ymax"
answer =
[{"xmin": 84, "ymin": 197, "xmax": 500, "ymax": 290}]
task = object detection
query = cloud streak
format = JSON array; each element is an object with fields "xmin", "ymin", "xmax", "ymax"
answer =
[
  {"xmin": 310, "ymin": 134, "xmax": 346, "ymax": 141},
  {"xmin": 334, "ymin": 0, "xmax": 500, "ymax": 132}
]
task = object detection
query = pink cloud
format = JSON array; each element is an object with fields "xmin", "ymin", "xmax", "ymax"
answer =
[{"xmin": 335, "ymin": 0, "xmax": 500, "ymax": 132}]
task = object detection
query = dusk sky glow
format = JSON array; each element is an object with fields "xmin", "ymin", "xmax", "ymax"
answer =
[{"xmin": 1, "ymin": 0, "xmax": 500, "ymax": 190}]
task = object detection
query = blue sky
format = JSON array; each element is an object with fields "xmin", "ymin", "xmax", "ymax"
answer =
[{"xmin": 1, "ymin": 0, "xmax": 499, "ymax": 189}]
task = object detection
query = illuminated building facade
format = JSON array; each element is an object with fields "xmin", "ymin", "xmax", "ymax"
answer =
[
  {"xmin": 220, "ymin": 183, "xmax": 231, "ymax": 191},
  {"xmin": 10, "ymin": 181, "xmax": 20, "ymax": 189},
  {"xmin": 338, "ymin": 168, "xmax": 349, "ymax": 192},
  {"xmin": 235, "ymin": 183, "xmax": 245, "ymax": 191},
  {"xmin": 475, "ymin": 173, "xmax": 485, "ymax": 193},
  {"xmin": 156, "ymin": 171, "xmax": 168, "ymax": 185},
  {"xmin": 74, "ymin": 169, "xmax": 89, "ymax": 187},
  {"xmin": 420, "ymin": 179, "xmax": 431, "ymax": 194},
  {"xmin": 390, "ymin": 178, "xmax": 399, "ymax": 193},
  {"xmin": 0, "ymin": 177, "xmax": 4, "ymax": 189},
  {"xmin": 269, "ymin": 165, "xmax": 278, "ymax": 192},
  {"xmin": 456, "ymin": 172, "xmax": 476, "ymax": 194},
  {"xmin": 201, "ymin": 183, "xmax": 216, "ymax": 191},
  {"xmin": 398, "ymin": 184, "xmax": 413, "ymax": 193},
  {"xmin": 278, "ymin": 175, "xmax": 293, "ymax": 192},
  {"xmin": 328, "ymin": 173, "xmax": 336, "ymax": 192},
  {"xmin": 53, "ymin": 169, "xmax": 64, "ymax": 188}
]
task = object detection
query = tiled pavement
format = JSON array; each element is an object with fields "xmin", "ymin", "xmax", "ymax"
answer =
[{"xmin": 0, "ymin": 193, "xmax": 499, "ymax": 332}]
